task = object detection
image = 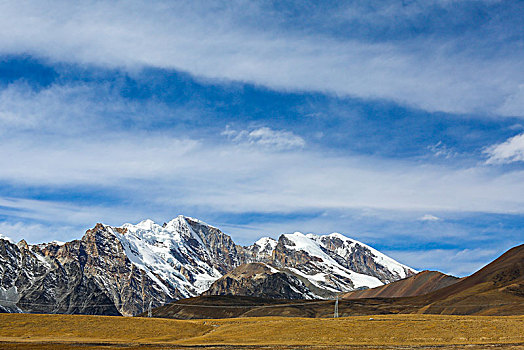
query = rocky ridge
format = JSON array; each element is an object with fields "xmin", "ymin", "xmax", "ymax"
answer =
[{"xmin": 0, "ymin": 215, "xmax": 416, "ymax": 315}]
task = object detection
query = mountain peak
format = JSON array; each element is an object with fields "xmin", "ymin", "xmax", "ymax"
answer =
[
  {"xmin": 0, "ymin": 215, "xmax": 418, "ymax": 315},
  {"xmin": 0, "ymin": 233, "xmax": 14, "ymax": 243},
  {"xmin": 135, "ymin": 218, "xmax": 158, "ymax": 229},
  {"xmin": 254, "ymin": 237, "xmax": 277, "ymax": 249}
]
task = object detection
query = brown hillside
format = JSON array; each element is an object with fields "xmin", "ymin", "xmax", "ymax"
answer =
[
  {"xmin": 412, "ymin": 243, "xmax": 524, "ymax": 315},
  {"xmin": 145, "ymin": 295, "xmax": 331, "ymax": 319},
  {"xmin": 343, "ymin": 270, "xmax": 460, "ymax": 299}
]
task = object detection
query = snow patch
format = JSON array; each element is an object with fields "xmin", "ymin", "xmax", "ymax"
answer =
[
  {"xmin": 309, "ymin": 232, "xmax": 417, "ymax": 279},
  {"xmin": 263, "ymin": 263, "xmax": 280, "ymax": 274},
  {"xmin": 0, "ymin": 233, "xmax": 14, "ymax": 244}
]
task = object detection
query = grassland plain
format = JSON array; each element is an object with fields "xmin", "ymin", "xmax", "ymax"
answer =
[{"xmin": 0, "ymin": 313, "xmax": 523, "ymax": 349}]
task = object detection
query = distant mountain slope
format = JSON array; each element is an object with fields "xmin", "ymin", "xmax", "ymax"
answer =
[
  {"xmin": 306, "ymin": 233, "xmax": 414, "ymax": 283},
  {"xmin": 343, "ymin": 271, "xmax": 460, "ymax": 299},
  {"xmin": 151, "ymin": 244, "xmax": 524, "ymax": 319},
  {"xmin": 202, "ymin": 232, "xmax": 417, "ymax": 300},
  {"xmin": 248, "ymin": 232, "xmax": 416, "ymax": 298},
  {"xmin": 0, "ymin": 226, "xmax": 130, "ymax": 316},
  {"xmin": 0, "ymin": 216, "xmax": 416, "ymax": 315},
  {"xmin": 1, "ymin": 217, "xmax": 243, "ymax": 316},
  {"xmin": 202, "ymin": 263, "xmax": 319, "ymax": 300},
  {"xmin": 413, "ymin": 243, "xmax": 524, "ymax": 315}
]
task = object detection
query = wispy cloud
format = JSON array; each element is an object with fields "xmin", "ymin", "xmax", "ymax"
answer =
[
  {"xmin": 428, "ymin": 141, "xmax": 456, "ymax": 159},
  {"xmin": 222, "ymin": 126, "xmax": 305, "ymax": 150},
  {"xmin": 1, "ymin": 82, "xmax": 524, "ymax": 218},
  {"xmin": 497, "ymin": 84, "xmax": 524, "ymax": 117},
  {"xmin": 419, "ymin": 214, "xmax": 440, "ymax": 221},
  {"xmin": 0, "ymin": 221, "xmax": 77, "ymax": 244},
  {"xmin": 0, "ymin": 1, "xmax": 522, "ymax": 115},
  {"xmin": 484, "ymin": 133, "xmax": 524, "ymax": 164}
]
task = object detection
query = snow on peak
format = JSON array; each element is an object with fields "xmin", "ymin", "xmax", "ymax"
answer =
[
  {"xmin": 280, "ymin": 232, "xmax": 383, "ymax": 291},
  {"xmin": 115, "ymin": 216, "xmax": 225, "ymax": 298},
  {"xmin": 307, "ymin": 231, "xmax": 416, "ymax": 278},
  {"xmin": 327, "ymin": 232, "xmax": 355, "ymax": 241},
  {"xmin": 182, "ymin": 215, "xmax": 217, "ymax": 229},
  {"xmin": 164, "ymin": 215, "xmax": 215, "ymax": 231},
  {"xmin": 255, "ymin": 237, "xmax": 277, "ymax": 250},
  {"xmin": 135, "ymin": 219, "xmax": 158, "ymax": 230},
  {"xmin": 250, "ymin": 237, "xmax": 278, "ymax": 258},
  {"xmin": 0, "ymin": 233, "xmax": 14, "ymax": 244},
  {"xmin": 282, "ymin": 232, "xmax": 337, "ymax": 263}
]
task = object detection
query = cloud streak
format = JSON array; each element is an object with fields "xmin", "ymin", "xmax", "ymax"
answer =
[
  {"xmin": 419, "ymin": 214, "xmax": 440, "ymax": 222},
  {"xmin": 0, "ymin": 1, "xmax": 522, "ymax": 115},
  {"xmin": 223, "ymin": 126, "xmax": 306, "ymax": 150},
  {"xmin": 1, "ymin": 82, "xmax": 524, "ymax": 220},
  {"xmin": 485, "ymin": 133, "xmax": 524, "ymax": 164}
]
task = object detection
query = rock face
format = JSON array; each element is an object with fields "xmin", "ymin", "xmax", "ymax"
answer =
[
  {"xmin": 0, "ymin": 216, "xmax": 416, "ymax": 315},
  {"xmin": 220, "ymin": 232, "xmax": 416, "ymax": 299},
  {"xmin": 203, "ymin": 263, "xmax": 317, "ymax": 300},
  {"xmin": 0, "ymin": 216, "xmax": 247, "ymax": 316},
  {"xmin": 0, "ymin": 230, "xmax": 121, "ymax": 315},
  {"xmin": 307, "ymin": 233, "xmax": 415, "ymax": 284}
]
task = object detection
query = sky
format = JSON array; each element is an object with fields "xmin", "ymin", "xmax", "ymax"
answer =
[{"xmin": 0, "ymin": 0, "xmax": 523, "ymax": 276}]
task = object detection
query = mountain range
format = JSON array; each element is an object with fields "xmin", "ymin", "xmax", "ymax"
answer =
[
  {"xmin": 150, "ymin": 243, "xmax": 524, "ymax": 318},
  {"xmin": 0, "ymin": 215, "xmax": 415, "ymax": 316}
]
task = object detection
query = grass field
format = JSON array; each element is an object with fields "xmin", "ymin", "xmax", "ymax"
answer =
[{"xmin": 0, "ymin": 313, "xmax": 523, "ymax": 349}]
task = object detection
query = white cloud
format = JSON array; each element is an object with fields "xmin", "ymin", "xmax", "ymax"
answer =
[
  {"xmin": 484, "ymin": 133, "xmax": 524, "ymax": 164},
  {"xmin": 0, "ymin": 1, "xmax": 521, "ymax": 115},
  {"xmin": 1, "ymin": 82, "xmax": 524, "ymax": 219},
  {"xmin": 3, "ymin": 133, "xmax": 524, "ymax": 216},
  {"xmin": 0, "ymin": 79, "xmax": 523, "ymax": 255},
  {"xmin": 248, "ymin": 127, "xmax": 306, "ymax": 149},
  {"xmin": 223, "ymin": 126, "xmax": 305, "ymax": 150},
  {"xmin": 0, "ymin": 221, "xmax": 77, "ymax": 244},
  {"xmin": 419, "ymin": 214, "xmax": 440, "ymax": 221},
  {"xmin": 428, "ymin": 141, "xmax": 456, "ymax": 159},
  {"xmin": 0, "ymin": 197, "xmax": 142, "ymax": 228},
  {"xmin": 497, "ymin": 84, "xmax": 524, "ymax": 117}
]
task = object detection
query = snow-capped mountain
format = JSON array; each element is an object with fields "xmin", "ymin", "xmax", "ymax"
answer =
[
  {"xmin": 0, "ymin": 215, "xmax": 416, "ymax": 315},
  {"xmin": 116, "ymin": 216, "xmax": 244, "ymax": 297},
  {"xmin": 307, "ymin": 232, "xmax": 414, "ymax": 283},
  {"xmin": 244, "ymin": 237, "xmax": 278, "ymax": 262},
  {"xmin": 205, "ymin": 232, "xmax": 416, "ymax": 300}
]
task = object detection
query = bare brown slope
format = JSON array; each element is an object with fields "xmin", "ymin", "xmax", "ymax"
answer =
[
  {"xmin": 145, "ymin": 294, "xmax": 415, "ymax": 319},
  {"xmin": 145, "ymin": 295, "xmax": 328, "ymax": 319},
  {"xmin": 343, "ymin": 270, "xmax": 460, "ymax": 299},
  {"xmin": 412, "ymin": 243, "xmax": 524, "ymax": 315}
]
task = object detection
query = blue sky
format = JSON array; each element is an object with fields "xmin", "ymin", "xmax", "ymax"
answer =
[{"xmin": 0, "ymin": 1, "xmax": 523, "ymax": 276}]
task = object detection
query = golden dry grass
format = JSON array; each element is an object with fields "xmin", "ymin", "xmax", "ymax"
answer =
[{"xmin": 0, "ymin": 313, "xmax": 523, "ymax": 349}]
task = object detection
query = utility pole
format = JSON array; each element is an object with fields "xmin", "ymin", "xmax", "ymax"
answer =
[
  {"xmin": 148, "ymin": 299, "xmax": 152, "ymax": 318},
  {"xmin": 334, "ymin": 295, "xmax": 339, "ymax": 318}
]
